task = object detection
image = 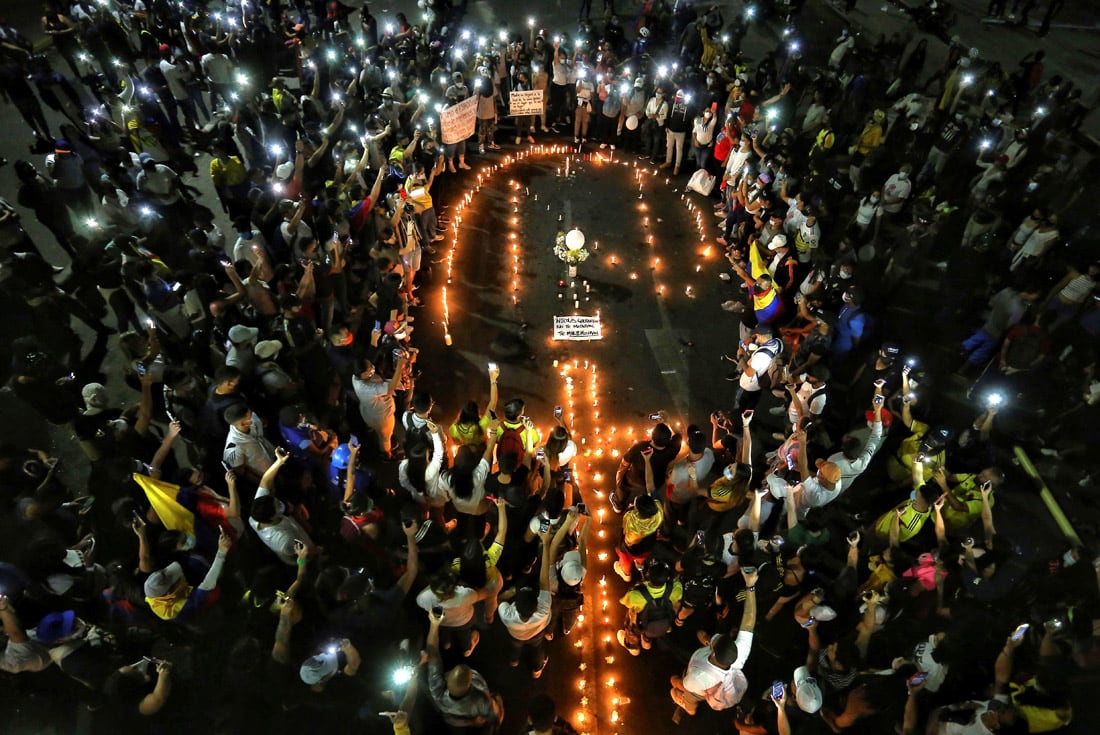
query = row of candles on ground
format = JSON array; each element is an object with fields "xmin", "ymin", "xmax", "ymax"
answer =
[
  {"xmin": 436, "ymin": 148, "xmax": 713, "ymax": 347},
  {"xmin": 553, "ymin": 359, "xmax": 633, "ymax": 734}
]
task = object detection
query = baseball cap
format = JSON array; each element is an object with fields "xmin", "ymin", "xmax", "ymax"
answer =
[
  {"xmin": 300, "ymin": 649, "xmax": 340, "ymax": 685},
  {"xmin": 767, "ymin": 234, "xmax": 788, "ymax": 251},
  {"xmin": 254, "ymin": 340, "xmax": 282, "ymax": 360},
  {"xmin": 274, "ymin": 160, "xmax": 295, "ymax": 180},
  {"xmin": 559, "ymin": 550, "xmax": 586, "ymax": 586},
  {"xmin": 793, "ymin": 666, "xmax": 823, "ymax": 713},
  {"xmin": 228, "ymin": 324, "xmax": 259, "ymax": 344},
  {"xmin": 809, "ymin": 604, "xmax": 837, "ymax": 622},
  {"xmin": 143, "ymin": 562, "xmax": 185, "ymax": 598},
  {"xmin": 814, "ymin": 460, "xmax": 842, "ymax": 486},
  {"xmin": 81, "ymin": 383, "xmax": 109, "ymax": 415},
  {"xmin": 36, "ymin": 610, "xmax": 76, "ymax": 642}
]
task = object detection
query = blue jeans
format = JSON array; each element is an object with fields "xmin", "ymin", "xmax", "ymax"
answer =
[{"xmin": 962, "ymin": 328, "xmax": 1000, "ymax": 366}]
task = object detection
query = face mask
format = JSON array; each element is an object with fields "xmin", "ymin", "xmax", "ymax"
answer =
[
  {"xmin": 897, "ymin": 172, "xmax": 908, "ymax": 180},
  {"xmin": 838, "ymin": 270, "xmax": 852, "ymax": 280},
  {"xmin": 1063, "ymin": 549, "xmax": 1078, "ymax": 567},
  {"xmin": 869, "ymin": 196, "xmax": 879, "ymax": 203},
  {"xmin": 180, "ymin": 533, "xmax": 196, "ymax": 551}
]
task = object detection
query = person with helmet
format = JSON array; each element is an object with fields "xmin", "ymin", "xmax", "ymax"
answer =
[{"xmin": 330, "ymin": 437, "xmax": 374, "ymax": 507}]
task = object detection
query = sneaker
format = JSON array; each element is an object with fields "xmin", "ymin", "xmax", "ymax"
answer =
[
  {"xmin": 574, "ymin": 137, "xmax": 580, "ymax": 144},
  {"xmin": 613, "ymin": 560, "xmax": 632, "ymax": 582},
  {"xmin": 581, "ymin": 137, "xmax": 587, "ymax": 144},
  {"xmin": 479, "ymin": 145, "xmax": 486, "ymax": 154},
  {"xmin": 616, "ymin": 629, "xmax": 640, "ymax": 656},
  {"xmin": 532, "ymin": 657, "xmax": 548, "ymax": 678},
  {"xmin": 609, "ymin": 493, "xmax": 623, "ymax": 513},
  {"xmin": 463, "ymin": 629, "xmax": 481, "ymax": 657}
]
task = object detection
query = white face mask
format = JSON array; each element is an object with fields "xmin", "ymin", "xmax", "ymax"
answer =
[
  {"xmin": 1063, "ymin": 549, "xmax": 1078, "ymax": 567},
  {"xmin": 838, "ymin": 270, "xmax": 853, "ymax": 280},
  {"xmin": 869, "ymin": 196, "xmax": 880, "ymax": 203},
  {"xmin": 897, "ymin": 172, "xmax": 908, "ymax": 180}
]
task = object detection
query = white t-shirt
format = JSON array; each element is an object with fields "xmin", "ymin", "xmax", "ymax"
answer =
[
  {"xmin": 353, "ymin": 375, "xmax": 396, "ymax": 423},
  {"xmin": 159, "ymin": 59, "xmax": 192, "ymax": 100},
  {"xmin": 738, "ymin": 345, "xmax": 776, "ymax": 392},
  {"xmin": 498, "ymin": 589, "xmax": 552, "ymax": 641},
  {"xmin": 931, "ymin": 695, "xmax": 1011, "ymax": 735},
  {"xmin": 667, "ymin": 450, "xmax": 716, "ymax": 503},
  {"xmin": 248, "ymin": 486, "xmax": 313, "ymax": 565},
  {"xmin": 416, "ymin": 585, "xmax": 478, "ymax": 627},
  {"xmin": 682, "ymin": 630, "xmax": 754, "ymax": 709},
  {"xmin": 913, "ymin": 634, "xmax": 948, "ymax": 692},
  {"xmin": 200, "ymin": 53, "xmax": 234, "ymax": 84},
  {"xmin": 882, "ymin": 174, "xmax": 912, "ymax": 214}
]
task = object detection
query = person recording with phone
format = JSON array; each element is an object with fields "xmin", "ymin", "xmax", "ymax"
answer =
[
  {"xmin": 610, "ymin": 410, "xmax": 682, "ymax": 514},
  {"xmin": 424, "ymin": 606, "xmax": 504, "ymax": 732}
]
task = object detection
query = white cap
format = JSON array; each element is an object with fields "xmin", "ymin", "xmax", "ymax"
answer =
[
  {"xmin": 793, "ymin": 666, "xmax": 823, "ymax": 713},
  {"xmin": 254, "ymin": 340, "xmax": 282, "ymax": 360},
  {"xmin": 767, "ymin": 234, "xmax": 788, "ymax": 250},
  {"xmin": 275, "ymin": 160, "xmax": 295, "ymax": 180},
  {"xmin": 559, "ymin": 550, "xmax": 586, "ymax": 586},
  {"xmin": 809, "ymin": 604, "xmax": 837, "ymax": 622}
]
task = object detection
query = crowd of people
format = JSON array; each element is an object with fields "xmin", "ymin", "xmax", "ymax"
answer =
[{"xmin": 0, "ymin": 0, "xmax": 1098, "ymax": 734}]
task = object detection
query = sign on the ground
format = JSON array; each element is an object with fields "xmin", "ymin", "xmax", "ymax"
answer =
[
  {"xmin": 508, "ymin": 89, "xmax": 544, "ymax": 117},
  {"xmin": 553, "ymin": 316, "xmax": 603, "ymax": 341},
  {"xmin": 440, "ymin": 96, "xmax": 478, "ymax": 144}
]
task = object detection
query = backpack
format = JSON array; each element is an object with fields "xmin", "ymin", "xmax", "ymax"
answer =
[
  {"xmin": 753, "ymin": 339, "xmax": 784, "ymax": 391},
  {"xmin": 402, "ymin": 412, "xmax": 431, "ymax": 448},
  {"xmin": 682, "ymin": 561, "xmax": 720, "ymax": 608},
  {"xmin": 636, "ymin": 584, "xmax": 675, "ymax": 639},
  {"xmin": 497, "ymin": 420, "xmax": 526, "ymax": 464}
]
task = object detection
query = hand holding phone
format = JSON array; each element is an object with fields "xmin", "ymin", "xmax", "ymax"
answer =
[{"xmin": 1011, "ymin": 623, "xmax": 1030, "ymax": 642}]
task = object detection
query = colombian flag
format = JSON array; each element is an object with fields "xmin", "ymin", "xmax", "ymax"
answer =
[{"xmin": 132, "ymin": 474, "xmax": 195, "ymax": 536}]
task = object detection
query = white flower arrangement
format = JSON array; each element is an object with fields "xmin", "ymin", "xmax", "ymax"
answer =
[{"xmin": 553, "ymin": 231, "xmax": 589, "ymax": 265}]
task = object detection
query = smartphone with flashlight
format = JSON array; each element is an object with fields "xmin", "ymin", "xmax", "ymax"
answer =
[
  {"xmin": 649, "ymin": 412, "xmax": 662, "ymax": 421},
  {"xmin": 771, "ymin": 681, "xmax": 785, "ymax": 700},
  {"xmin": 554, "ymin": 405, "xmax": 563, "ymax": 418},
  {"xmin": 135, "ymin": 362, "xmax": 147, "ymax": 377},
  {"xmin": 539, "ymin": 517, "xmax": 551, "ymax": 534},
  {"xmin": 221, "ymin": 460, "xmax": 232, "ymax": 473},
  {"xmin": 576, "ymin": 502, "xmax": 588, "ymax": 515},
  {"xmin": 800, "ymin": 616, "xmax": 816, "ymax": 628},
  {"xmin": 1011, "ymin": 623, "xmax": 1030, "ymax": 642},
  {"xmin": 487, "ymin": 361, "xmax": 497, "ymax": 372},
  {"xmin": 535, "ymin": 447, "xmax": 546, "ymax": 460},
  {"xmin": 908, "ymin": 671, "xmax": 928, "ymax": 687}
]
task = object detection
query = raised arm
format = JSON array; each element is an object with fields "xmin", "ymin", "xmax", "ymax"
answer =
[
  {"xmin": 138, "ymin": 660, "xmax": 173, "ymax": 715},
  {"xmin": 539, "ymin": 525, "xmax": 553, "ymax": 591},
  {"xmin": 258, "ymin": 447, "xmax": 291, "ymax": 492},
  {"xmin": 740, "ymin": 567, "xmax": 759, "ymax": 633},
  {"xmin": 492, "ymin": 496, "xmax": 509, "ymax": 547},
  {"xmin": 395, "ymin": 519, "xmax": 420, "ymax": 595},
  {"xmin": 133, "ymin": 515, "xmax": 154, "ymax": 573},
  {"xmin": 149, "ymin": 420, "xmax": 182, "ymax": 476},
  {"xmin": 342, "ymin": 440, "xmax": 361, "ymax": 505},
  {"xmin": 224, "ymin": 470, "xmax": 241, "ymax": 520},
  {"xmin": 980, "ymin": 482, "xmax": 996, "ymax": 545},
  {"xmin": 486, "ymin": 363, "xmax": 500, "ymax": 415},
  {"xmin": 272, "ymin": 597, "xmax": 299, "ymax": 664}
]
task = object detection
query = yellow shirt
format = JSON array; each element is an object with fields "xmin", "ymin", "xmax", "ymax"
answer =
[
  {"xmin": 209, "ymin": 155, "xmax": 247, "ymax": 187},
  {"xmin": 888, "ymin": 420, "xmax": 943, "ymax": 486},
  {"xmin": 449, "ymin": 415, "xmax": 490, "ymax": 446},
  {"xmin": 620, "ymin": 581, "xmax": 683, "ymax": 613},
  {"xmin": 623, "ymin": 507, "xmax": 663, "ymax": 547},
  {"xmin": 873, "ymin": 500, "xmax": 930, "ymax": 542},
  {"xmin": 941, "ymin": 475, "xmax": 991, "ymax": 531}
]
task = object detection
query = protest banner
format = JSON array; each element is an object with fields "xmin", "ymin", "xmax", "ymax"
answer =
[
  {"xmin": 509, "ymin": 89, "xmax": 544, "ymax": 117},
  {"xmin": 553, "ymin": 316, "xmax": 603, "ymax": 341},
  {"xmin": 440, "ymin": 96, "xmax": 477, "ymax": 144}
]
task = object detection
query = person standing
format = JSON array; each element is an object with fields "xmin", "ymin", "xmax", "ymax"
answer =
[
  {"xmin": 498, "ymin": 521, "xmax": 555, "ymax": 678},
  {"xmin": 352, "ymin": 351, "xmax": 406, "ymax": 460},
  {"xmin": 670, "ymin": 567, "xmax": 758, "ymax": 715},
  {"xmin": 644, "ymin": 87, "xmax": 669, "ymax": 164},
  {"xmin": 423, "ymin": 607, "xmax": 504, "ymax": 731},
  {"xmin": 662, "ymin": 89, "xmax": 692, "ymax": 175}
]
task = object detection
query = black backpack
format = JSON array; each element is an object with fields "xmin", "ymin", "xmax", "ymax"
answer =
[{"xmin": 636, "ymin": 584, "xmax": 675, "ymax": 639}]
